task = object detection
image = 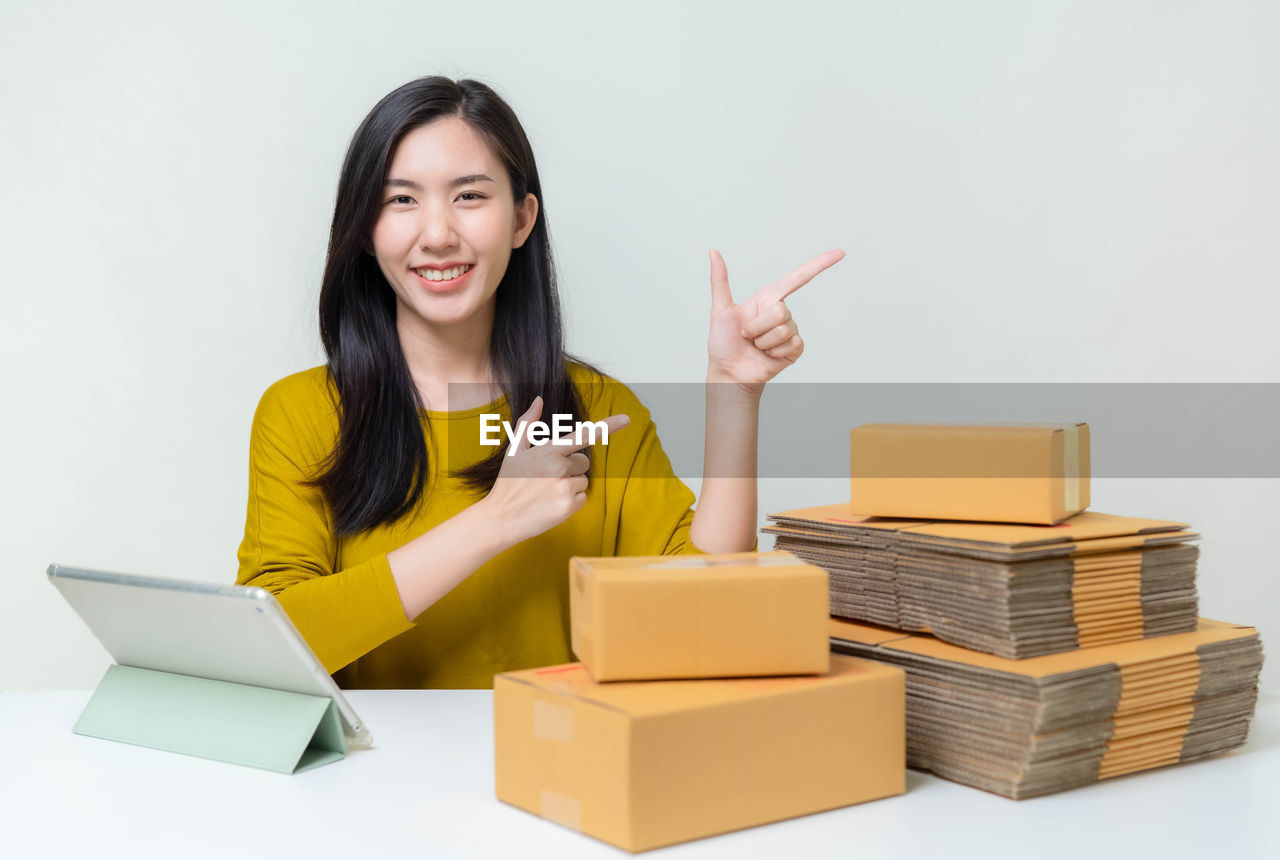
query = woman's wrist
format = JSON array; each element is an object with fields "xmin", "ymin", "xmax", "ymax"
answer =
[
  {"xmin": 470, "ymin": 494, "xmax": 522, "ymax": 554},
  {"xmin": 705, "ymin": 370, "xmax": 765, "ymax": 405}
]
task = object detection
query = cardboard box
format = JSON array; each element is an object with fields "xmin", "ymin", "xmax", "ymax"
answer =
[
  {"xmin": 569, "ymin": 551, "xmax": 829, "ymax": 681},
  {"xmin": 494, "ymin": 655, "xmax": 905, "ymax": 852},
  {"xmin": 849, "ymin": 423, "xmax": 1091, "ymax": 524}
]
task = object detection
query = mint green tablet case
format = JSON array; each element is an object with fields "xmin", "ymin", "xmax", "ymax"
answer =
[{"xmin": 74, "ymin": 664, "xmax": 347, "ymax": 774}]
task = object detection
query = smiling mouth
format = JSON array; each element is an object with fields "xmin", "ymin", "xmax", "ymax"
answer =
[{"xmin": 413, "ymin": 264, "xmax": 473, "ymax": 282}]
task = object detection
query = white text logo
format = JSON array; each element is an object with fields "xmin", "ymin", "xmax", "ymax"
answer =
[{"xmin": 480, "ymin": 414, "xmax": 611, "ymax": 456}]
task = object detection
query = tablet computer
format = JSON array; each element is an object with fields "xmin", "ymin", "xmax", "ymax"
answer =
[{"xmin": 47, "ymin": 563, "xmax": 373, "ymax": 748}]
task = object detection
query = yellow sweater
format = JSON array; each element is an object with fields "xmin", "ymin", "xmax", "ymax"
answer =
[{"xmin": 235, "ymin": 363, "xmax": 716, "ymax": 689}]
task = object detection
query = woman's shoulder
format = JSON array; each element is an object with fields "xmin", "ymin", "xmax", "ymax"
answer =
[
  {"xmin": 565, "ymin": 359, "xmax": 615, "ymax": 390},
  {"xmin": 565, "ymin": 360, "xmax": 652, "ymax": 423},
  {"xmin": 253, "ymin": 366, "xmax": 339, "ymax": 431}
]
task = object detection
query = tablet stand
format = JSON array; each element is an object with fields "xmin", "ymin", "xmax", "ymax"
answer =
[{"xmin": 73, "ymin": 664, "xmax": 347, "ymax": 774}]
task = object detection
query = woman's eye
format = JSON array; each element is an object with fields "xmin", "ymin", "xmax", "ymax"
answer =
[
  {"xmin": 387, "ymin": 195, "xmax": 414, "ymax": 206},
  {"xmin": 458, "ymin": 192, "xmax": 487, "ymax": 202}
]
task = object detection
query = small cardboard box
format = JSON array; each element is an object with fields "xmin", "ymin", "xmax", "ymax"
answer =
[
  {"xmin": 494, "ymin": 655, "xmax": 905, "ymax": 852},
  {"xmin": 850, "ymin": 423, "xmax": 1090, "ymax": 524},
  {"xmin": 569, "ymin": 551, "xmax": 829, "ymax": 681}
]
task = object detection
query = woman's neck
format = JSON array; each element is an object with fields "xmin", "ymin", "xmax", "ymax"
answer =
[{"xmin": 395, "ymin": 304, "xmax": 503, "ymax": 412}]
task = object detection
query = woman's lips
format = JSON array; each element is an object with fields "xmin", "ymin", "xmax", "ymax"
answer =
[{"xmin": 413, "ymin": 266, "xmax": 473, "ymax": 293}]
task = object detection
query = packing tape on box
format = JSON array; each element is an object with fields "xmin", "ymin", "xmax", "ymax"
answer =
[
  {"xmin": 1097, "ymin": 654, "xmax": 1201, "ymax": 779},
  {"xmin": 647, "ymin": 554, "xmax": 800, "ymax": 570},
  {"xmin": 1072, "ymin": 551, "xmax": 1145, "ymax": 649},
  {"xmin": 531, "ymin": 698, "xmax": 582, "ymax": 830},
  {"xmin": 540, "ymin": 789, "xmax": 582, "ymax": 831},
  {"xmin": 533, "ymin": 700, "xmax": 574, "ymax": 743},
  {"xmin": 1063, "ymin": 423, "xmax": 1081, "ymax": 513}
]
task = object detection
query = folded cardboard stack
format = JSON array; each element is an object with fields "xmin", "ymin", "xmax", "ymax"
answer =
[
  {"xmin": 765, "ymin": 422, "xmax": 1263, "ymax": 799},
  {"xmin": 764, "ymin": 505, "xmax": 1200, "ymax": 659},
  {"xmin": 495, "ymin": 551, "xmax": 906, "ymax": 852},
  {"xmin": 828, "ymin": 617, "xmax": 1264, "ymax": 799}
]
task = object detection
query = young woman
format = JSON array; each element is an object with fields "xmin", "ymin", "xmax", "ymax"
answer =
[{"xmin": 235, "ymin": 77, "xmax": 843, "ymax": 689}]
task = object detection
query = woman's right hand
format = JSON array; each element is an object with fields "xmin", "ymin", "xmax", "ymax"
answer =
[{"xmin": 482, "ymin": 396, "xmax": 630, "ymax": 545}]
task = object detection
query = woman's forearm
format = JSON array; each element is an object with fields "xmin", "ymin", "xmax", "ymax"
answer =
[
  {"xmin": 694, "ymin": 247, "xmax": 842, "ymax": 550},
  {"xmin": 689, "ymin": 374, "xmax": 761, "ymax": 553},
  {"xmin": 385, "ymin": 405, "xmax": 620, "ymax": 620},
  {"xmin": 386, "ymin": 498, "xmax": 514, "ymax": 620}
]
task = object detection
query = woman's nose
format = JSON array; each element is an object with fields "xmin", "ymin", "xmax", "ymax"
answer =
[{"xmin": 417, "ymin": 202, "xmax": 457, "ymax": 250}]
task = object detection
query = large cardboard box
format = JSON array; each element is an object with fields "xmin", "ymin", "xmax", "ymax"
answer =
[
  {"xmin": 850, "ymin": 423, "xmax": 1090, "ymax": 524},
  {"xmin": 494, "ymin": 655, "xmax": 905, "ymax": 852},
  {"xmin": 569, "ymin": 551, "xmax": 829, "ymax": 681}
]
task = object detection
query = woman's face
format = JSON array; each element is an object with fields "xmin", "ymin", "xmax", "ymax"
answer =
[{"xmin": 371, "ymin": 116, "xmax": 538, "ymax": 337}]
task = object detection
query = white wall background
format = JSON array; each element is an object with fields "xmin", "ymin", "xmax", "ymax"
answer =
[{"xmin": 2, "ymin": 0, "xmax": 1276, "ymax": 690}]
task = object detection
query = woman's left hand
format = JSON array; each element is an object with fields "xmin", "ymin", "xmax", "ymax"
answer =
[{"xmin": 705, "ymin": 248, "xmax": 846, "ymax": 396}]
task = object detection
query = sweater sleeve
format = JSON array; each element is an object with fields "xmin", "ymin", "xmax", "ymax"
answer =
[
  {"xmin": 235, "ymin": 375, "xmax": 414, "ymax": 673},
  {"xmin": 614, "ymin": 414, "xmax": 707, "ymax": 556}
]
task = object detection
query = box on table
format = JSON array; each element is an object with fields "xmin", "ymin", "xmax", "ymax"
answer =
[
  {"xmin": 494, "ymin": 655, "xmax": 905, "ymax": 852},
  {"xmin": 569, "ymin": 550, "xmax": 829, "ymax": 681},
  {"xmin": 850, "ymin": 423, "xmax": 1090, "ymax": 524}
]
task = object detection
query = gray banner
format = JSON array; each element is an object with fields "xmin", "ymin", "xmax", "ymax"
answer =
[{"xmin": 445, "ymin": 383, "xmax": 1280, "ymax": 479}]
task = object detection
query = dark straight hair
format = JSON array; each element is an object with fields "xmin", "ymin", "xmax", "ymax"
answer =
[{"xmin": 310, "ymin": 76, "xmax": 595, "ymax": 537}]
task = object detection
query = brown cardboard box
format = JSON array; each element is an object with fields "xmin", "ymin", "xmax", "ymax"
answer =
[
  {"xmin": 569, "ymin": 551, "xmax": 829, "ymax": 681},
  {"xmin": 494, "ymin": 655, "xmax": 905, "ymax": 852},
  {"xmin": 850, "ymin": 423, "xmax": 1091, "ymax": 524}
]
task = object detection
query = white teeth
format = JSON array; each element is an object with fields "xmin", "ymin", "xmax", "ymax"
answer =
[{"xmin": 416, "ymin": 264, "xmax": 471, "ymax": 281}]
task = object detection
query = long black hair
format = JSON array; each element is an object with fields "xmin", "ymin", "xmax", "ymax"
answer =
[{"xmin": 310, "ymin": 76, "xmax": 595, "ymax": 537}]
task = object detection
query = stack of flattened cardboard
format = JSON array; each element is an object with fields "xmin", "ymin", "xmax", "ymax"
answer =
[
  {"xmin": 828, "ymin": 617, "xmax": 1264, "ymax": 799},
  {"xmin": 743, "ymin": 422, "xmax": 1265, "ymax": 800},
  {"xmin": 494, "ymin": 551, "xmax": 907, "ymax": 852},
  {"xmin": 764, "ymin": 505, "xmax": 1200, "ymax": 659}
]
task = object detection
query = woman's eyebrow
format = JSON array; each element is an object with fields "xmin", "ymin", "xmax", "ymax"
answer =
[
  {"xmin": 450, "ymin": 174, "xmax": 495, "ymax": 187},
  {"xmin": 385, "ymin": 174, "xmax": 495, "ymax": 190}
]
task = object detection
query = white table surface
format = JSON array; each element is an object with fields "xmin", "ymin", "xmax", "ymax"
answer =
[{"xmin": 2, "ymin": 689, "xmax": 1276, "ymax": 859}]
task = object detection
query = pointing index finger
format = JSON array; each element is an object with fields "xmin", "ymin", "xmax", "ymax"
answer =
[
  {"xmin": 752, "ymin": 249, "xmax": 846, "ymax": 307},
  {"xmin": 553, "ymin": 413, "xmax": 631, "ymax": 452}
]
